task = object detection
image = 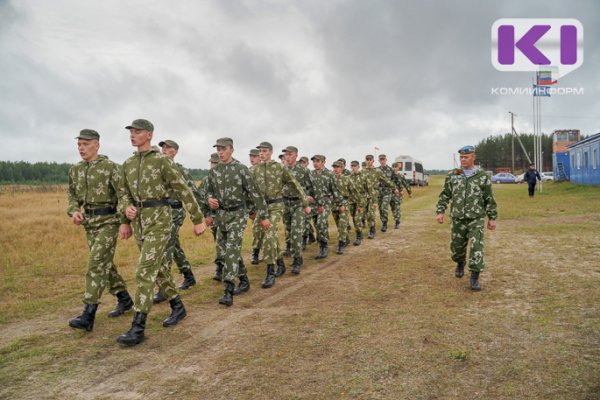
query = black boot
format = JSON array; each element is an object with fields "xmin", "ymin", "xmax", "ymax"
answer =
[
  {"xmin": 219, "ymin": 282, "xmax": 235, "ymax": 306},
  {"xmin": 152, "ymin": 290, "xmax": 166, "ymax": 304},
  {"xmin": 315, "ymin": 242, "xmax": 328, "ymax": 259},
  {"xmin": 261, "ymin": 264, "xmax": 276, "ymax": 289},
  {"xmin": 353, "ymin": 232, "xmax": 362, "ymax": 246},
  {"xmin": 283, "ymin": 242, "xmax": 291, "ymax": 257},
  {"xmin": 291, "ymin": 256, "xmax": 303, "ymax": 274},
  {"xmin": 394, "ymin": 220, "xmax": 400, "ymax": 229},
  {"xmin": 117, "ymin": 312, "xmax": 146, "ymax": 346},
  {"xmin": 470, "ymin": 271, "xmax": 481, "ymax": 291},
  {"xmin": 302, "ymin": 236, "xmax": 308, "ymax": 250},
  {"xmin": 233, "ymin": 275, "xmax": 250, "ymax": 295},
  {"xmin": 308, "ymin": 231, "xmax": 316, "ymax": 244},
  {"xmin": 213, "ymin": 262, "xmax": 224, "ymax": 281},
  {"xmin": 274, "ymin": 257, "xmax": 286, "ymax": 277},
  {"xmin": 367, "ymin": 227, "xmax": 375, "ymax": 239},
  {"xmin": 251, "ymin": 248, "xmax": 260, "ymax": 265},
  {"xmin": 381, "ymin": 222, "xmax": 387, "ymax": 232},
  {"xmin": 108, "ymin": 291, "xmax": 133, "ymax": 318},
  {"xmin": 178, "ymin": 269, "xmax": 196, "ymax": 290},
  {"xmin": 336, "ymin": 240, "xmax": 344, "ymax": 255},
  {"xmin": 163, "ymin": 296, "xmax": 187, "ymax": 327},
  {"xmin": 455, "ymin": 261, "xmax": 465, "ymax": 278},
  {"xmin": 69, "ymin": 303, "xmax": 98, "ymax": 331}
]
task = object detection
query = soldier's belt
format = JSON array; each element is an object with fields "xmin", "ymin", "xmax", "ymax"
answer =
[
  {"xmin": 83, "ymin": 207, "xmax": 117, "ymax": 216},
  {"xmin": 134, "ymin": 199, "xmax": 170, "ymax": 208},
  {"xmin": 219, "ymin": 204, "xmax": 245, "ymax": 212},
  {"xmin": 168, "ymin": 199, "xmax": 183, "ymax": 209},
  {"xmin": 283, "ymin": 196, "xmax": 300, "ymax": 202},
  {"xmin": 266, "ymin": 197, "xmax": 284, "ymax": 205}
]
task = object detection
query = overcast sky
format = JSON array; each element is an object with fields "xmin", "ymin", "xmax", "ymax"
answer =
[{"xmin": 1, "ymin": 0, "xmax": 598, "ymax": 169}]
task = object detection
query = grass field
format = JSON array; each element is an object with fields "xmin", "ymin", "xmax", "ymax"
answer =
[{"xmin": 1, "ymin": 177, "xmax": 599, "ymax": 399}]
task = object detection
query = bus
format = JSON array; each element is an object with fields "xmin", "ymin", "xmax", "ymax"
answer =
[{"xmin": 393, "ymin": 155, "xmax": 426, "ymax": 186}]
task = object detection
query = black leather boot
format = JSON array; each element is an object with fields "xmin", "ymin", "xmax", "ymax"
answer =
[
  {"xmin": 261, "ymin": 264, "xmax": 276, "ymax": 288},
  {"xmin": 117, "ymin": 312, "xmax": 146, "ymax": 346},
  {"xmin": 353, "ymin": 231, "xmax": 362, "ymax": 246},
  {"xmin": 315, "ymin": 242, "xmax": 328, "ymax": 259},
  {"xmin": 455, "ymin": 261, "xmax": 465, "ymax": 278},
  {"xmin": 394, "ymin": 220, "xmax": 400, "ymax": 229},
  {"xmin": 336, "ymin": 240, "xmax": 344, "ymax": 255},
  {"xmin": 178, "ymin": 269, "xmax": 196, "ymax": 290},
  {"xmin": 470, "ymin": 271, "xmax": 481, "ymax": 291},
  {"xmin": 213, "ymin": 262, "xmax": 224, "ymax": 281},
  {"xmin": 367, "ymin": 226, "xmax": 375, "ymax": 239},
  {"xmin": 163, "ymin": 296, "xmax": 187, "ymax": 327},
  {"xmin": 233, "ymin": 274, "xmax": 250, "ymax": 295},
  {"xmin": 219, "ymin": 282, "xmax": 235, "ymax": 306},
  {"xmin": 291, "ymin": 256, "xmax": 303, "ymax": 274},
  {"xmin": 381, "ymin": 222, "xmax": 387, "ymax": 232},
  {"xmin": 308, "ymin": 231, "xmax": 316, "ymax": 244},
  {"xmin": 251, "ymin": 248, "xmax": 260, "ymax": 265},
  {"xmin": 108, "ymin": 291, "xmax": 133, "ymax": 318},
  {"xmin": 152, "ymin": 290, "xmax": 166, "ymax": 304},
  {"xmin": 69, "ymin": 303, "xmax": 98, "ymax": 331},
  {"xmin": 284, "ymin": 242, "xmax": 291, "ymax": 257},
  {"xmin": 274, "ymin": 257, "xmax": 286, "ymax": 277}
]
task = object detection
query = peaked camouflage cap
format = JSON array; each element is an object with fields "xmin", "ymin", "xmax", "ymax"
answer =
[
  {"xmin": 158, "ymin": 140, "xmax": 179, "ymax": 150},
  {"xmin": 125, "ymin": 119, "xmax": 154, "ymax": 132},
  {"xmin": 76, "ymin": 129, "xmax": 100, "ymax": 141}
]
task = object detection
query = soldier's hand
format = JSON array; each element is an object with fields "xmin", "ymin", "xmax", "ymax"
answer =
[
  {"xmin": 487, "ymin": 220, "xmax": 497, "ymax": 231},
  {"xmin": 317, "ymin": 206, "xmax": 325, "ymax": 214},
  {"xmin": 339, "ymin": 206, "xmax": 345, "ymax": 213},
  {"xmin": 72, "ymin": 211, "xmax": 84, "ymax": 225},
  {"xmin": 205, "ymin": 216, "xmax": 214, "ymax": 227},
  {"xmin": 303, "ymin": 206, "xmax": 311, "ymax": 215},
  {"xmin": 373, "ymin": 204, "xmax": 378, "ymax": 210},
  {"xmin": 307, "ymin": 196, "xmax": 315, "ymax": 204},
  {"xmin": 193, "ymin": 222, "xmax": 207, "ymax": 236},
  {"xmin": 208, "ymin": 198, "xmax": 220, "ymax": 210},
  {"xmin": 393, "ymin": 189, "xmax": 400, "ymax": 195},
  {"xmin": 260, "ymin": 219, "xmax": 271, "ymax": 230},
  {"xmin": 358, "ymin": 207, "xmax": 363, "ymax": 214},
  {"xmin": 125, "ymin": 206, "xmax": 137, "ymax": 220},
  {"xmin": 436, "ymin": 213, "xmax": 445, "ymax": 224},
  {"xmin": 119, "ymin": 224, "xmax": 132, "ymax": 240}
]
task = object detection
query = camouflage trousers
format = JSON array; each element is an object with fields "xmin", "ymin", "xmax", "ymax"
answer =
[
  {"xmin": 215, "ymin": 211, "xmax": 248, "ymax": 283},
  {"xmin": 251, "ymin": 215, "xmax": 264, "ymax": 251},
  {"xmin": 134, "ymin": 230, "xmax": 178, "ymax": 314},
  {"xmin": 348, "ymin": 203, "xmax": 364, "ymax": 235},
  {"xmin": 390, "ymin": 194, "xmax": 402, "ymax": 223},
  {"xmin": 304, "ymin": 210, "xmax": 315, "ymax": 238},
  {"xmin": 332, "ymin": 206, "xmax": 350, "ymax": 243},
  {"xmin": 262, "ymin": 205, "xmax": 284, "ymax": 264},
  {"xmin": 82, "ymin": 223, "xmax": 127, "ymax": 305},
  {"xmin": 283, "ymin": 201, "xmax": 305, "ymax": 258},
  {"xmin": 378, "ymin": 191, "xmax": 393, "ymax": 225},
  {"xmin": 312, "ymin": 201, "xmax": 331, "ymax": 244},
  {"xmin": 364, "ymin": 197, "xmax": 378, "ymax": 229},
  {"xmin": 165, "ymin": 208, "xmax": 191, "ymax": 274},
  {"xmin": 450, "ymin": 218, "xmax": 486, "ymax": 273}
]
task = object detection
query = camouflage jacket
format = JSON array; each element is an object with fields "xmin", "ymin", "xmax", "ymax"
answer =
[
  {"xmin": 393, "ymin": 171, "xmax": 412, "ymax": 197},
  {"xmin": 361, "ymin": 167, "xmax": 395, "ymax": 203},
  {"xmin": 196, "ymin": 176, "xmax": 211, "ymax": 216},
  {"xmin": 252, "ymin": 160, "xmax": 308, "ymax": 208},
  {"xmin": 168, "ymin": 163, "xmax": 201, "ymax": 204},
  {"xmin": 205, "ymin": 159, "xmax": 268, "ymax": 225},
  {"xmin": 119, "ymin": 147, "xmax": 204, "ymax": 240},
  {"xmin": 285, "ymin": 163, "xmax": 315, "ymax": 200},
  {"xmin": 436, "ymin": 168, "xmax": 497, "ymax": 220},
  {"xmin": 335, "ymin": 174, "xmax": 365, "ymax": 208},
  {"xmin": 349, "ymin": 171, "xmax": 372, "ymax": 205},
  {"xmin": 311, "ymin": 168, "xmax": 345, "ymax": 207},
  {"xmin": 67, "ymin": 155, "xmax": 126, "ymax": 228}
]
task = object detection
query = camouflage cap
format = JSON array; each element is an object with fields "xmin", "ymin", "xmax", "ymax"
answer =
[
  {"xmin": 213, "ymin": 137, "xmax": 233, "ymax": 147},
  {"xmin": 458, "ymin": 145, "xmax": 476, "ymax": 154},
  {"xmin": 350, "ymin": 160, "xmax": 359, "ymax": 166},
  {"xmin": 158, "ymin": 140, "xmax": 179, "ymax": 150},
  {"xmin": 379, "ymin": 154, "xmax": 387, "ymax": 159},
  {"xmin": 209, "ymin": 152, "xmax": 219, "ymax": 163},
  {"xmin": 332, "ymin": 160, "xmax": 343, "ymax": 168},
  {"xmin": 76, "ymin": 129, "xmax": 100, "ymax": 141},
  {"xmin": 365, "ymin": 154, "xmax": 374, "ymax": 160},
  {"xmin": 256, "ymin": 141, "xmax": 273, "ymax": 150},
  {"xmin": 249, "ymin": 148, "xmax": 260, "ymax": 156},
  {"xmin": 125, "ymin": 119, "xmax": 154, "ymax": 132},
  {"xmin": 278, "ymin": 153, "xmax": 285, "ymax": 159},
  {"xmin": 337, "ymin": 158, "xmax": 346, "ymax": 164},
  {"xmin": 311, "ymin": 154, "xmax": 325, "ymax": 161},
  {"xmin": 299, "ymin": 156, "xmax": 309, "ymax": 163},
  {"xmin": 282, "ymin": 145, "xmax": 298, "ymax": 153},
  {"xmin": 361, "ymin": 161, "xmax": 367, "ymax": 167}
]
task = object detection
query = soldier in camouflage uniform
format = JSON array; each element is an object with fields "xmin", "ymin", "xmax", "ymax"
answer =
[
  {"xmin": 204, "ymin": 138, "xmax": 270, "ymax": 305},
  {"xmin": 248, "ymin": 148, "xmax": 264, "ymax": 265},
  {"xmin": 436, "ymin": 145, "xmax": 497, "ymax": 291},
  {"xmin": 332, "ymin": 160, "xmax": 363, "ymax": 254},
  {"xmin": 67, "ymin": 129, "xmax": 134, "ymax": 332},
  {"xmin": 391, "ymin": 162, "xmax": 412, "ymax": 228},
  {"xmin": 337, "ymin": 158, "xmax": 352, "ymax": 177},
  {"xmin": 362, "ymin": 155, "xmax": 396, "ymax": 239},
  {"xmin": 282, "ymin": 146, "xmax": 315, "ymax": 274},
  {"xmin": 310, "ymin": 155, "xmax": 344, "ymax": 259},
  {"xmin": 150, "ymin": 140, "xmax": 200, "ymax": 304},
  {"xmin": 348, "ymin": 160, "xmax": 370, "ymax": 246},
  {"xmin": 376, "ymin": 154, "xmax": 402, "ymax": 233},
  {"xmin": 253, "ymin": 142, "xmax": 310, "ymax": 287},
  {"xmin": 298, "ymin": 156, "xmax": 316, "ymax": 247},
  {"xmin": 116, "ymin": 119, "xmax": 207, "ymax": 346}
]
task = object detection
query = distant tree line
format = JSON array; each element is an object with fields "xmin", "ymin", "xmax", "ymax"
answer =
[
  {"xmin": 0, "ymin": 161, "xmax": 209, "ymax": 184},
  {"xmin": 475, "ymin": 133, "xmax": 552, "ymax": 173}
]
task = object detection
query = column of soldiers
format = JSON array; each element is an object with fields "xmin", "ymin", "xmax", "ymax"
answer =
[{"xmin": 67, "ymin": 122, "xmax": 494, "ymax": 346}]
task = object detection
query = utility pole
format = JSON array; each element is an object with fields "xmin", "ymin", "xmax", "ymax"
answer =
[{"xmin": 509, "ymin": 111, "xmax": 515, "ymax": 172}]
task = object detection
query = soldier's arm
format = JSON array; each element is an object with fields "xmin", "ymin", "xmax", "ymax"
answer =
[
  {"xmin": 378, "ymin": 170, "xmax": 396, "ymax": 189},
  {"xmin": 163, "ymin": 158, "xmax": 204, "ymax": 224},
  {"xmin": 66, "ymin": 167, "xmax": 80, "ymax": 217},
  {"xmin": 330, "ymin": 175, "xmax": 346, "ymax": 207},
  {"xmin": 482, "ymin": 175, "xmax": 498, "ymax": 220},
  {"xmin": 110, "ymin": 163, "xmax": 131, "ymax": 225},
  {"xmin": 349, "ymin": 178, "xmax": 365, "ymax": 208},
  {"xmin": 117, "ymin": 162, "xmax": 135, "ymax": 216},
  {"xmin": 435, "ymin": 175, "xmax": 453, "ymax": 214},
  {"xmin": 283, "ymin": 167, "xmax": 308, "ymax": 207},
  {"xmin": 242, "ymin": 167, "xmax": 269, "ymax": 220}
]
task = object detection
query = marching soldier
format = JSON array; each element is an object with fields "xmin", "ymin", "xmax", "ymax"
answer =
[
  {"xmin": 298, "ymin": 156, "xmax": 316, "ymax": 248},
  {"xmin": 436, "ymin": 145, "xmax": 497, "ymax": 291},
  {"xmin": 391, "ymin": 162, "xmax": 412, "ymax": 228},
  {"xmin": 332, "ymin": 160, "xmax": 363, "ymax": 254},
  {"xmin": 252, "ymin": 142, "xmax": 310, "ymax": 287},
  {"xmin": 361, "ymin": 155, "xmax": 395, "ymax": 239},
  {"xmin": 67, "ymin": 129, "xmax": 134, "ymax": 332},
  {"xmin": 376, "ymin": 154, "xmax": 402, "ymax": 232},
  {"xmin": 248, "ymin": 148, "xmax": 264, "ymax": 265},
  {"xmin": 337, "ymin": 158, "xmax": 352, "ymax": 176},
  {"xmin": 116, "ymin": 119, "xmax": 206, "ymax": 346},
  {"xmin": 348, "ymin": 160, "xmax": 371, "ymax": 246}
]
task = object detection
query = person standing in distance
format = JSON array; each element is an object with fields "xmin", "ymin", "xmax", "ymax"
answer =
[{"xmin": 523, "ymin": 163, "xmax": 541, "ymax": 198}]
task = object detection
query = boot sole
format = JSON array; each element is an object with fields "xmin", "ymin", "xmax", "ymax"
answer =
[
  {"xmin": 69, "ymin": 323, "xmax": 93, "ymax": 332},
  {"xmin": 163, "ymin": 313, "xmax": 186, "ymax": 327},
  {"xmin": 117, "ymin": 337, "xmax": 144, "ymax": 346}
]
